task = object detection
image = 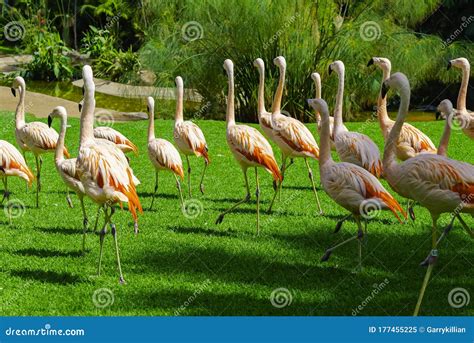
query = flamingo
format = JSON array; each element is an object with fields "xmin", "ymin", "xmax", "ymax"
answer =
[
  {"xmin": 147, "ymin": 96, "xmax": 185, "ymax": 211},
  {"xmin": 77, "ymin": 65, "xmax": 142, "ymax": 283},
  {"xmin": 0, "ymin": 139, "xmax": 34, "ymax": 223},
  {"xmin": 216, "ymin": 59, "xmax": 282, "ymax": 235},
  {"xmin": 367, "ymin": 57, "xmax": 437, "ymax": 159},
  {"xmin": 328, "ymin": 61, "xmax": 382, "ymax": 178},
  {"xmin": 307, "ymin": 98, "xmax": 405, "ymax": 271},
  {"xmin": 267, "ymin": 56, "xmax": 323, "ymax": 215},
  {"xmin": 447, "ymin": 57, "xmax": 474, "ymax": 139},
  {"xmin": 311, "ymin": 72, "xmax": 347, "ymax": 151},
  {"xmin": 253, "ymin": 58, "xmax": 275, "ymax": 140},
  {"xmin": 173, "ymin": 76, "xmax": 210, "ymax": 197},
  {"xmin": 78, "ymin": 99, "xmax": 139, "ymax": 155},
  {"xmin": 11, "ymin": 76, "xmax": 70, "ymax": 207},
  {"xmin": 48, "ymin": 106, "xmax": 88, "ymax": 252},
  {"xmin": 381, "ymin": 72, "xmax": 474, "ymax": 315}
]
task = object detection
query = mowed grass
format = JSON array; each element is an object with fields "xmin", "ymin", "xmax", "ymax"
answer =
[{"xmin": 0, "ymin": 110, "xmax": 472, "ymax": 316}]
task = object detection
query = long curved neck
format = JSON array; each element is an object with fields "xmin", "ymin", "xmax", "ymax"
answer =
[
  {"xmin": 314, "ymin": 79, "xmax": 321, "ymax": 123},
  {"xmin": 175, "ymin": 83, "xmax": 184, "ymax": 123},
  {"xmin": 333, "ymin": 70, "xmax": 344, "ymax": 135},
  {"xmin": 148, "ymin": 106, "xmax": 155, "ymax": 141},
  {"xmin": 383, "ymin": 89, "xmax": 409, "ymax": 169},
  {"xmin": 79, "ymin": 87, "xmax": 95, "ymax": 145},
  {"xmin": 377, "ymin": 68, "xmax": 391, "ymax": 128},
  {"xmin": 55, "ymin": 115, "xmax": 67, "ymax": 163},
  {"xmin": 437, "ymin": 116, "xmax": 452, "ymax": 157},
  {"xmin": 272, "ymin": 66, "xmax": 285, "ymax": 115},
  {"xmin": 457, "ymin": 65, "xmax": 470, "ymax": 111},
  {"xmin": 15, "ymin": 86, "xmax": 26, "ymax": 129},
  {"xmin": 226, "ymin": 72, "xmax": 235, "ymax": 127},
  {"xmin": 319, "ymin": 108, "xmax": 333, "ymax": 166},
  {"xmin": 257, "ymin": 66, "xmax": 266, "ymax": 116}
]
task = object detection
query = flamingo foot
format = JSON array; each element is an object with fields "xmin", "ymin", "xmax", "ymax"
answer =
[
  {"xmin": 321, "ymin": 250, "xmax": 332, "ymax": 262},
  {"xmin": 420, "ymin": 249, "xmax": 438, "ymax": 267}
]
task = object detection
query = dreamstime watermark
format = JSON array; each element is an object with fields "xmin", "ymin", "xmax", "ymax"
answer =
[
  {"xmin": 263, "ymin": 13, "xmax": 300, "ymax": 50},
  {"xmin": 447, "ymin": 112, "xmax": 471, "ymax": 131},
  {"xmin": 442, "ymin": 16, "xmax": 474, "ymax": 49},
  {"xmin": 5, "ymin": 324, "xmax": 84, "ymax": 337},
  {"xmin": 352, "ymin": 278, "xmax": 390, "ymax": 316},
  {"xmin": 4, "ymin": 21, "xmax": 26, "ymax": 42},
  {"xmin": 4, "ymin": 199, "xmax": 26, "ymax": 219},
  {"xmin": 105, "ymin": 12, "xmax": 121, "ymax": 30},
  {"xmin": 270, "ymin": 287, "xmax": 293, "ymax": 308},
  {"xmin": 359, "ymin": 21, "xmax": 381, "ymax": 41},
  {"xmin": 94, "ymin": 111, "xmax": 115, "ymax": 128},
  {"xmin": 175, "ymin": 279, "xmax": 211, "ymax": 315},
  {"xmin": 451, "ymin": 193, "xmax": 473, "ymax": 218},
  {"xmin": 448, "ymin": 287, "xmax": 470, "ymax": 309},
  {"xmin": 359, "ymin": 198, "xmax": 381, "ymax": 220},
  {"xmin": 182, "ymin": 199, "xmax": 204, "ymax": 219},
  {"xmin": 181, "ymin": 21, "xmax": 204, "ymax": 42},
  {"xmin": 92, "ymin": 288, "xmax": 114, "ymax": 309}
]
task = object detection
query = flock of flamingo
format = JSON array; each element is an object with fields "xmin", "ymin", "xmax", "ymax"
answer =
[{"xmin": 1, "ymin": 55, "xmax": 473, "ymax": 316}]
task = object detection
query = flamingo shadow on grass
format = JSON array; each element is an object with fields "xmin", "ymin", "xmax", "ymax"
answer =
[
  {"xmin": 13, "ymin": 247, "xmax": 84, "ymax": 258},
  {"xmin": 33, "ymin": 225, "xmax": 84, "ymax": 236},
  {"xmin": 169, "ymin": 225, "xmax": 239, "ymax": 238},
  {"xmin": 10, "ymin": 269, "xmax": 84, "ymax": 285}
]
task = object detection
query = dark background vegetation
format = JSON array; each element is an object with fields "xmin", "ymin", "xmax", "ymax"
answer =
[{"xmin": 0, "ymin": 0, "xmax": 473, "ymax": 122}]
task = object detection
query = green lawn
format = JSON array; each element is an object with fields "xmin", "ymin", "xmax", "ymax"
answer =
[{"xmin": 0, "ymin": 110, "xmax": 472, "ymax": 316}]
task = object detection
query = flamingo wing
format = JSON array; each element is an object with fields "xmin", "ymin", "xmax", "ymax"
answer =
[
  {"xmin": 273, "ymin": 117, "xmax": 319, "ymax": 158},
  {"xmin": 398, "ymin": 122, "xmax": 437, "ymax": 154},
  {"xmin": 227, "ymin": 125, "xmax": 281, "ymax": 181},
  {"xmin": 335, "ymin": 132, "xmax": 382, "ymax": 178},
  {"xmin": 77, "ymin": 143, "xmax": 142, "ymax": 220},
  {"xmin": 0, "ymin": 140, "xmax": 34, "ymax": 185},
  {"xmin": 175, "ymin": 121, "xmax": 210, "ymax": 163},
  {"xmin": 148, "ymin": 139, "xmax": 184, "ymax": 178},
  {"xmin": 94, "ymin": 126, "xmax": 138, "ymax": 155},
  {"xmin": 58, "ymin": 158, "xmax": 85, "ymax": 194},
  {"xmin": 21, "ymin": 122, "xmax": 70, "ymax": 157}
]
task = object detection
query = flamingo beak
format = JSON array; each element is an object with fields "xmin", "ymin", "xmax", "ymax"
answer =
[
  {"xmin": 381, "ymin": 83, "xmax": 389, "ymax": 99},
  {"xmin": 446, "ymin": 61, "xmax": 452, "ymax": 70},
  {"xmin": 0, "ymin": 166, "xmax": 5, "ymax": 173},
  {"xmin": 47, "ymin": 115, "xmax": 53, "ymax": 128},
  {"xmin": 367, "ymin": 58, "xmax": 374, "ymax": 67},
  {"xmin": 11, "ymin": 88, "xmax": 16, "ymax": 97},
  {"xmin": 328, "ymin": 65, "xmax": 332, "ymax": 75},
  {"xmin": 78, "ymin": 102, "xmax": 82, "ymax": 112},
  {"xmin": 435, "ymin": 111, "xmax": 441, "ymax": 120}
]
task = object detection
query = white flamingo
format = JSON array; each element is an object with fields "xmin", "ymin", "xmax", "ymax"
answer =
[
  {"xmin": 173, "ymin": 76, "xmax": 210, "ymax": 197},
  {"xmin": 381, "ymin": 72, "xmax": 474, "ymax": 316},
  {"xmin": 328, "ymin": 61, "xmax": 382, "ymax": 178},
  {"xmin": 11, "ymin": 76, "xmax": 70, "ymax": 207},
  {"xmin": 447, "ymin": 57, "xmax": 474, "ymax": 139},
  {"xmin": 308, "ymin": 97, "xmax": 405, "ymax": 270},
  {"xmin": 147, "ymin": 96, "xmax": 185, "ymax": 211},
  {"xmin": 77, "ymin": 65, "xmax": 143, "ymax": 282},
  {"xmin": 267, "ymin": 56, "xmax": 323, "ymax": 214},
  {"xmin": 216, "ymin": 59, "xmax": 282, "ymax": 235}
]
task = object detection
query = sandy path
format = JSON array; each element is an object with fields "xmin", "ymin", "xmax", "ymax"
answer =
[{"xmin": 0, "ymin": 86, "xmax": 147, "ymax": 121}]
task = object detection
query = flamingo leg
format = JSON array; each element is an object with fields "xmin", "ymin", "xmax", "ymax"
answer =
[
  {"xmin": 66, "ymin": 190, "xmax": 74, "ymax": 208},
  {"xmin": 80, "ymin": 196, "xmax": 88, "ymax": 254},
  {"xmin": 93, "ymin": 206, "xmax": 101, "ymax": 232},
  {"xmin": 1, "ymin": 177, "xmax": 10, "ymax": 204},
  {"xmin": 216, "ymin": 168, "xmax": 250, "ymax": 225},
  {"xmin": 109, "ymin": 209, "xmax": 125, "ymax": 284},
  {"xmin": 199, "ymin": 160, "xmax": 208, "ymax": 195},
  {"xmin": 97, "ymin": 206, "xmax": 109, "ymax": 276},
  {"xmin": 456, "ymin": 214, "xmax": 474, "ymax": 238},
  {"xmin": 23, "ymin": 151, "xmax": 28, "ymax": 192},
  {"xmin": 186, "ymin": 156, "xmax": 192, "ymax": 198},
  {"xmin": 174, "ymin": 174, "xmax": 184, "ymax": 211},
  {"xmin": 268, "ymin": 156, "xmax": 287, "ymax": 213},
  {"xmin": 321, "ymin": 214, "xmax": 364, "ymax": 264},
  {"xmin": 255, "ymin": 167, "xmax": 260, "ymax": 235},
  {"xmin": 35, "ymin": 155, "xmax": 40, "ymax": 208},
  {"xmin": 149, "ymin": 171, "xmax": 158, "ymax": 210},
  {"xmin": 414, "ymin": 215, "xmax": 440, "ymax": 316},
  {"xmin": 304, "ymin": 158, "xmax": 323, "ymax": 215},
  {"xmin": 334, "ymin": 214, "xmax": 351, "ymax": 233}
]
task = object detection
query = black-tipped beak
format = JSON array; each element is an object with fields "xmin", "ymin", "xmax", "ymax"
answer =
[
  {"xmin": 381, "ymin": 83, "xmax": 389, "ymax": 99},
  {"xmin": 367, "ymin": 58, "xmax": 374, "ymax": 67},
  {"xmin": 0, "ymin": 166, "xmax": 5, "ymax": 173},
  {"xmin": 78, "ymin": 103, "xmax": 82, "ymax": 112},
  {"xmin": 11, "ymin": 88, "xmax": 16, "ymax": 97},
  {"xmin": 447, "ymin": 61, "xmax": 452, "ymax": 70},
  {"xmin": 328, "ymin": 65, "xmax": 332, "ymax": 75},
  {"xmin": 435, "ymin": 111, "xmax": 441, "ymax": 120},
  {"xmin": 47, "ymin": 115, "xmax": 53, "ymax": 128}
]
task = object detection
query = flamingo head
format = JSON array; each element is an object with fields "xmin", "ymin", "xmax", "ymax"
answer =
[
  {"xmin": 436, "ymin": 99, "xmax": 454, "ymax": 120},
  {"xmin": 381, "ymin": 72, "xmax": 410, "ymax": 100},
  {"xmin": 447, "ymin": 57, "xmax": 469, "ymax": 71},
  {"xmin": 328, "ymin": 60, "xmax": 344, "ymax": 76},
  {"xmin": 273, "ymin": 56, "xmax": 286, "ymax": 70},
  {"xmin": 11, "ymin": 76, "xmax": 26, "ymax": 97},
  {"xmin": 48, "ymin": 106, "xmax": 67, "ymax": 128}
]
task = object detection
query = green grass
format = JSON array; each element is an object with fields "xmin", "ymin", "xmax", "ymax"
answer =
[{"xmin": 0, "ymin": 110, "xmax": 472, "ymax": 316}]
